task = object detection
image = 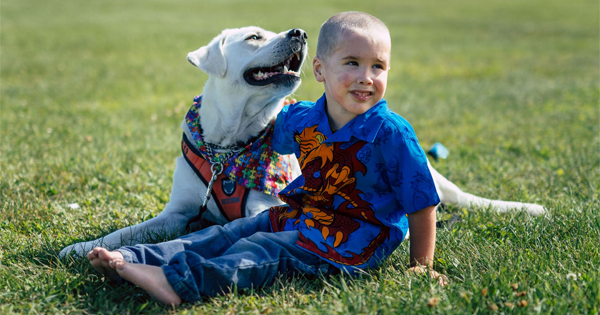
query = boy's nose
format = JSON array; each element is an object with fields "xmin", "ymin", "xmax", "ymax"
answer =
[{"xmin": 357, "ymin": 72, "xmax": 374, "ymax": 85}]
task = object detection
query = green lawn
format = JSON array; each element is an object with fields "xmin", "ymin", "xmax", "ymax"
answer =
[{"xmin": 1, "ymin": 0, "xmax": 598, "ymax": 314}]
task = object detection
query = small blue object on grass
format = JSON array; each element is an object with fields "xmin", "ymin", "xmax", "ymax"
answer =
[{"xmin": 427, "ymin": 142, "xmax": 448, "ymax": 161}]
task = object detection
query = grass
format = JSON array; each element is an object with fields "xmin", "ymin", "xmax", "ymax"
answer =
[{"xmin": 1, "ymin": 0, "xmax": 598, "ymax": 313}]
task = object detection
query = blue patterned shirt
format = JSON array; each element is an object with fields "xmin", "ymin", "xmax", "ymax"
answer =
[{"xmin": 269, "ymin": 94, "xmax": 440, "ymax": 272}]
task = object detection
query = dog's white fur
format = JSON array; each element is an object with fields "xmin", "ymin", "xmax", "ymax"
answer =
[
  {"xmin": 429, "ymin": 165, "xmax": 544, "ymax": 215},
  {"xmin": 60, "ymin": 26, "xmax": 544, "ymax": 259}
]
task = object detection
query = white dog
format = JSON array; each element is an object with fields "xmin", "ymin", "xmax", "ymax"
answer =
[{"xmin": 60, "ymin": 26, "xmax": 543, "ymax": 258}]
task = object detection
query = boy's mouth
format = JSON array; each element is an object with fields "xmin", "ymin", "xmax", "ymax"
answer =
[
  {"xmin": 244, "ymin": 52, "xmax": 303, "ymax": 86},
  {"xmin": 351, "ymin": 91, "xmax": 374, "ymax": 101}
]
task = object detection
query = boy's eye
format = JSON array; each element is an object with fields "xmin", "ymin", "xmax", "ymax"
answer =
[
  {"xmin": 373, "ymin": 64, "xmax": 384, "ymax": 69},
  {"xmin": 246, "ymin": 35, "xmax": 262, "ymax": 41},
  {"xmin": 346, "ymin": 61, "xmax": 358, "ymax": 66}
]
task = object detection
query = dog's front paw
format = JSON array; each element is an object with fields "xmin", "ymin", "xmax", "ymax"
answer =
[{"xmin": 59, "ymin": 243, "xmax": 91, "ymax": 259}]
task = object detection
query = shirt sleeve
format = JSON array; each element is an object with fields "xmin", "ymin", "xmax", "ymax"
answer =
[
  {"xmin": 272, "ymin": 104, "xmax": 295, "ymax": 155},
  {"xmin": 381, "ymin": 120, "xmax": 440, "ymax": 214}
]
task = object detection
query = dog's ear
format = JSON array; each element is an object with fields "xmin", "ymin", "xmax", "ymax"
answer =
[{"xmin": 187, "ymin": 31, "xmax": 228, "ymax": 77}]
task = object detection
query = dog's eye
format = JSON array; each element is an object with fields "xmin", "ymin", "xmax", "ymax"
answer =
[{"xmin": 246, "ymin": 35, "xmax": 262, "ymax": 41}]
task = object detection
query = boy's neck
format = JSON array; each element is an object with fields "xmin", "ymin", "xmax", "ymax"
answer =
[
  {"xmin": 326, "ymin": 113, "xmax": 350, "ymax": 132},
  {"xmin": 324, "ymin": 99, "xmax": 357, "ymax": 132}
]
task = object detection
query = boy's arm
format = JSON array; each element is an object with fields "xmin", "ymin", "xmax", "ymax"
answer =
[
  {"xmin": 407, "ymin": 205, "xmax": 436, "ymax": 268},
  {"xmin": 407, "ymin": 205, "xmax": 448, "ymax": 286}
]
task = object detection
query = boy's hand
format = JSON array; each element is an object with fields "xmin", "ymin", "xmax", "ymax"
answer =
[
  {"xmin": 277, "ymin": 98, "xmax": 297, "ymax": 113},
  {"xmin": 407, "ymin": 205, "xmax": 448, "ymax": 286},
  {"xmin": 407, "ymin": 265, "xmax": 449, "ymax": 286},
  {"xmin": 283, "ymin": 98, "xmax": 297, "ymax": 106}
]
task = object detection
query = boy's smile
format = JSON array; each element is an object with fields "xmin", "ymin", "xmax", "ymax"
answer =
[{"xmin": 313, "ymin": 28, "xmax": 391, "ymax": 131}]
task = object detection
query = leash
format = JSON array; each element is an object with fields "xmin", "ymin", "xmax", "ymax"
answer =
[{"xmin": 185, "ymin": 138, "xmax": 244, "ymax": 232}]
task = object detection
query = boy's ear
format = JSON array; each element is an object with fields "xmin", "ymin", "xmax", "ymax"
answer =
[
  {"xmin": 187, "ymin": 30, "xmax": 229, "ymax": 77},
  {"xmin": 313, "ymin": 57, "xmax": 325, "ymax": 82}
]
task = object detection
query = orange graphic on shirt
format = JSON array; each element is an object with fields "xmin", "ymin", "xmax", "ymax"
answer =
[
  {"xmin": 294, "ymin": 126, "xmax": 333, "ymax": 169},
  {"xmin": 275, "ymin": 125, "xmax": 389, "ymax": 266}
]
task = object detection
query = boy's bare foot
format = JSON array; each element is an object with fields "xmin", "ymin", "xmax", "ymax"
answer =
[
  {"xmin": 112, "ymin": 260, "xmax": 183, "ymax": 306},
  {"xmin": 87, "ymin": 247, "xmax": 124, "ymax": 282}
]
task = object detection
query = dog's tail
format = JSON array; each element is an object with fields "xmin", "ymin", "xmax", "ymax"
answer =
[{"xmin": 428, "ymin": 163, "xmax": 546, "ymax": 216}]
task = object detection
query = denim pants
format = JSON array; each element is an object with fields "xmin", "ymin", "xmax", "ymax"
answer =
[{"xmin": 117, "ymin": 210, "xmax": 336, "ymax": 302}]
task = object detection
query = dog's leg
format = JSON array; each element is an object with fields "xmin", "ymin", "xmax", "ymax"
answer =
[
  {"xmin": 61, "ymin": 211, "xmax": 192, "ymax": 259},
  {"xmin": 59, "ymin": 156, "xmax": 204, "ymax": 258},
  {"xmin": 428, "ymin": 162, "xmax": 545, "ymax": 216}
]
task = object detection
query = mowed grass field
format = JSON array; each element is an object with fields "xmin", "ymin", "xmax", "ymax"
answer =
[{"xmin": 1, "ymin": 0, "xmax": 598, "ymax": 313}]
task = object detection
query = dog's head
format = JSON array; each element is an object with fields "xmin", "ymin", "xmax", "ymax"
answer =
[{"xmin": 187, "ymin": 26, "xmax": 307, "ymax": 95}]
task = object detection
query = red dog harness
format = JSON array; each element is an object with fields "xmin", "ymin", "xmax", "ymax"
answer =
[
  {"xmin": 182, "ymin": 134, "xmax": 250, "ymax": 228},
  {"xmin": 181, "ymin": 95, "xmax": 294, "ymax": 232}
]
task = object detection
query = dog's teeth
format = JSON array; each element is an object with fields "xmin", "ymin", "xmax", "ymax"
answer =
[
  {"xmin": 253, "ymin": 67, "xmax": 297, "ymax": 81},
  {"xmin": 254, "ymin": 71, "xmax": 267, "ymax": 80}
]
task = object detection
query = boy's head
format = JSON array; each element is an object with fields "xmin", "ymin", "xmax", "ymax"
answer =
[
  {"xmin": 313, "ymin": 12, "xmax": 391, "ymax": 130},
  {"xmin": 316, "ymin": 12, "xmax": 390, "ymax": 60}
]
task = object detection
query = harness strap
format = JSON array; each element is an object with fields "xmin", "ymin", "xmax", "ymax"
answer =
[{"xmin": 182, "ymin": 134, "xmax": 250, "ymax": 230}]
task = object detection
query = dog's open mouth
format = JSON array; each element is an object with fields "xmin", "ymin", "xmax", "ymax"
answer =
[{"xmin": 244, "ymin": 52, "xmax": 303, "ymax": 86}]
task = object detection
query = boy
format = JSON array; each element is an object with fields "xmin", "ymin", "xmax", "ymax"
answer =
[{"xmin": 87, "ymin": 12, "xmax": 446, "ymax": 305}]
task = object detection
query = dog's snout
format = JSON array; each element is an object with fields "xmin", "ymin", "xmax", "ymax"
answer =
[{"xmin": 288, "ymin": 28, "xmax": 307, "ymax": 40}]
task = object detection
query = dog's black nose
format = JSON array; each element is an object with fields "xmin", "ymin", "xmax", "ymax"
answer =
[{"xmin": 288, "ymin": 28, "xmax": 307, "ymax": 40}]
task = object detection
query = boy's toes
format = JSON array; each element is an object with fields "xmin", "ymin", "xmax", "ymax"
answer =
[
  {"xmin": 109, "ymin": 258, "xmax": 126, "ymax": 270},
  {"xmin": 87, "ymin": 247, "xmax": 101, "ymax": 260},
  {"xmin": 97, "ymin": 248, "xmax": 111, "ymax": 260}
]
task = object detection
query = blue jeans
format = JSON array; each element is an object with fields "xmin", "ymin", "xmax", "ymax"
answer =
[{"xmin": 117, "ymin": 210, "xmax": 336, "ymax": 302}]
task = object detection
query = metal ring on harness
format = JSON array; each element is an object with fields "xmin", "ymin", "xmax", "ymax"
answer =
[{"xmin": 211, "ymin": 162, "xmax": 224, "ymax": 176}]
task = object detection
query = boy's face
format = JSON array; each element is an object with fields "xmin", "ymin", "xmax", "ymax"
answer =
[{"xmin": 313, "ymin": 27, "xmax": 390, "ymax": 130}]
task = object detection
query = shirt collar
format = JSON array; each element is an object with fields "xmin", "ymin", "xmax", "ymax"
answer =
[
  {"xmin": 297, "ymin": 93, "xmax": 329, "ymax": 128},
  {"xmin": 298, "ymin": 93, "xmax": 388, "ymax": 143}
]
